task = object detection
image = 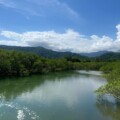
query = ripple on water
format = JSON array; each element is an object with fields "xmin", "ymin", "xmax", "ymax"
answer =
[
  {"xmin": 0, "ymin": 101, "xmax": 40, "ymax": 120},
  {"xmin": 17, "ymin": 110, "xmax": 25, "ymax": 120}
]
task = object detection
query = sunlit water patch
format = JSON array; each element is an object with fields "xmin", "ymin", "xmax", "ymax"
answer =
[{"xmin": 0, "ymin": 100, "xmax": 40, "ymax": 120}]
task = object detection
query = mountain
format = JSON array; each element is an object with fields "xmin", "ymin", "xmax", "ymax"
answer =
[
  {"xmin": 0, "ymin": 45, "xmax": 119, "ymax": 61},
  {"xmin": 0, "ymin": 45, "xmax": 110, "ymax": 57},
  {"xmin": 0, "ymin": 45, "xmax": 86, "ymax": 59},
  {"xmin": 96, "ymin": 52, "xmax": 120, "ymax": 61},
  {"xmin": 80, "ymin": 51, "xmax": 109, "ymax": 57}
]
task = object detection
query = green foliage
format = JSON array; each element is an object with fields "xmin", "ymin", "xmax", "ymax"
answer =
[
  {"xmin": 96, "ymin": 52, "xmax": 120, "ymax": 61},
  {"xmin": 0, "ymin": 49, "xmax": 109, "ymax": 77},
  {"xmin": 0, "ymin": 49, "xmax": 81, "ymax": 77},
  {"xmin": 96, "ymin": 61, "xmax": 120, "ymax": 100},
  {"xmin": 96, "ymin": 79, "xmax": 120, "ymax": 100}
]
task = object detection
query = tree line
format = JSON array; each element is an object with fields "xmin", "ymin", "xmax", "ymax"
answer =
[{"xmin": 0, "ymin": 49, "xmax": 107, "ymax": 77}]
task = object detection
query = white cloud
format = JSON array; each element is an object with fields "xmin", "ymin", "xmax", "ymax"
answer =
[
  {"xmin": 116, "ymin": 24, "xmax": 120, "ymax": 41},
  {"xmin": 0, "ymin": 24, "xmax": 120, "ymax": 53},
  {"xmin": 1, "ymin": 31, "xmax": 22, "ymax": 40}
]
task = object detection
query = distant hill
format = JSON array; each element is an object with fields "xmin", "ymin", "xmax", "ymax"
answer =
[
  {"xmin": 96, "ymin": 52, "xmax": 120, "ymax": 61},
  {"xmin": 80, "ymin": 51, "xmax": 109, "ymax": 57},
  {"xmin": 0, "ymin": 45, "xmax": 119, "ymax": 61},
  {"xmin": 0, "ymin": 45, "xmax": 86, "ymax": 59},
  {"xmin": 0, "ymin": 45, "xmax": 110, "ymax": 57}
]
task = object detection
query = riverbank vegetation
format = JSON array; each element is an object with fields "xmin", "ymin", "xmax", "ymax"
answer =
[
  {"xmin": 0, "ymin": 49, "xmax": 106, "ymax": 77},
  {"xmin": 96, "ymin": 62, "xmax": 120, "ymax": 100},
  {"xmin": 0, "ymin": 49, "xmax": 120, "ymax": 100},
  {"xmin": 0, "ymin": 49, "xmax": 73, "ymax": 77}
]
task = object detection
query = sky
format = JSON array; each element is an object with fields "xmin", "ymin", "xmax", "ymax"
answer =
[{"xmin": 0, "ymin": 0, "xmax": 120, "ymax": 53}]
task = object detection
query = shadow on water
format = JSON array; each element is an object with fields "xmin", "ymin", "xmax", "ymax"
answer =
[
  {"xmin": 0, "ymin": 71, "xmax": 80, "ymax": 101},
  {"xmin": 96, "ymin": 95, "xmax": 120, "ymax": 120}
]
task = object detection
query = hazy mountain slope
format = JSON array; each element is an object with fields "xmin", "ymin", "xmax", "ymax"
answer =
[
  {"xmin": 96, "ymin": 52, "xmax": 120, "ymax": 61},
  {"xmin": 80, "ymin": 51, "xmax": 109, "ymax": 57},
  {"xmin": 0, "ymin": 45, "xmax": 85, "ymax": 59},
  {"xmin": 0, "ymin": 45, "xmax": 118, "ymax": 61}
]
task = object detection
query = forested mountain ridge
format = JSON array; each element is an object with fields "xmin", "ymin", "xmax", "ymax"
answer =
[
  {"xmin": 0, "ymin": 45, "xmax": 111, "ymax": 58},
  {"xmin": 0, "ymin": 45, "xmax": 86, "ymax": 59},
  {"xmin": 80, "ymin": 51, "xmax": 110, "ymax": 57},
  {"xmin": 96, "ymin": 52, "xmax": 120, "ymax": 61},
  {"xmin": 0, "ymin": 45, "xmax": 120, "ymax": 61}
]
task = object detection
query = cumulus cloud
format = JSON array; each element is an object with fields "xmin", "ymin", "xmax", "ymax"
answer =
[
  {"xmin": 0, "ymin": 24, "xmax": 120, "ymax": 53},
  {"xmin": 116, "ymin": 24, "xmax": 120, "ymax": 41}
]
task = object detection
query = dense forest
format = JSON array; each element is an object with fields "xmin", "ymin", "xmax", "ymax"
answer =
[
  {"xmin": 0, "ymin": 49, "xmax": 74, "ymax": 76},
  {"xmin": 0, "ymin": 49, "xmax": 106, "ymax": 76},
  {"xmin": 0, "ymin": 48, "xmax": 120, "ymax": 101}
]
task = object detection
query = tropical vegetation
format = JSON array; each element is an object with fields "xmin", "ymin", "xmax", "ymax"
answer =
[{"xmin": 0, "ymin": 48, "xmax": 120, "ymax": 101}]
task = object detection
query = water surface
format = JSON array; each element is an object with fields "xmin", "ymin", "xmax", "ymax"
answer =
[{"xmin": 0, "ymin": 71, "xmax": 120, "ymax": 120}]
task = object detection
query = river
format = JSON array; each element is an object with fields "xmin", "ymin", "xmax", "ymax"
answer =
[{"xmin": 0, "ymin": 71, "xmax": 120, "ymax": 120}]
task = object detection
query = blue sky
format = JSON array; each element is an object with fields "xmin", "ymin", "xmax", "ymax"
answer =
[{"xmin": 0, "ymin": 0, "xmax": 120, "ymax": 53}]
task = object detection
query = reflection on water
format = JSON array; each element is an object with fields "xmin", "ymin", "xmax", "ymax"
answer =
[
  {"xmin": 96, "ymin": 98, "xmax": 120, "ymax": 120},
  {"xmin": 0, "ymin": 71, "xmax": 120, "ymax": 120},
  {"xmin": 77, "ymin": 70, "xmax": 103, "ymax": 76},
  {"xmin": 0, "ymin": 71, "xmax": 80, "ymax": 101}
]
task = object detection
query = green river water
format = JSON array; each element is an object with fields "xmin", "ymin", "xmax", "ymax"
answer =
[{"xmin": 0, "ymin": 71, "xmax": 120, "ymax": 120}]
